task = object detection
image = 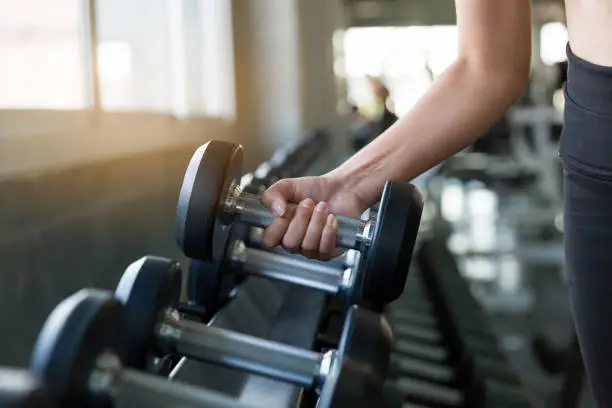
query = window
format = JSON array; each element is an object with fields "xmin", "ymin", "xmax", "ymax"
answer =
[
  {"xmin": 201, "ymin": 0, "xmax": 236, "ymax": 119},
  {"xmin": 0, "ymin": 0, "xmax": 89, "ymax": 109},
  {"xmin": 95, "ymin": 0, "xmax": 235, "ymax": 117},
  {"xmin": 340, "ymin": 26, "xmax": 458, "ymax": 116},
  {"xmin": 95, "ymin": 0, "xmax": 173, "ymax": 111},
  {"xmin": 0, "ymin": 0, "xmax": 236, "ymax": 116}
]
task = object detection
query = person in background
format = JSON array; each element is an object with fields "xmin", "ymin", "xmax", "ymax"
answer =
[
  {"xmin": 347, "ymin": 104, "xmax": 372, "ymax": 151},
  {"xmin": 366, "ymin": 76, "xmax": 398, "ymax": 140}
]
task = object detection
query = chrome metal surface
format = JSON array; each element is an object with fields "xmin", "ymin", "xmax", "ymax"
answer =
[
  {"xmin": 158, "ymin": 314, "xmax": 321, "ymax": 388},
  {"xmin": 233, "ymin": 241, "xmax": 342, "ymax": 294}
]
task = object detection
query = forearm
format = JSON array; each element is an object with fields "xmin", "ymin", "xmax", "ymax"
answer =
[{"xmin": 329, "ymin": 59, "xmax": 527, "ymax": 205}]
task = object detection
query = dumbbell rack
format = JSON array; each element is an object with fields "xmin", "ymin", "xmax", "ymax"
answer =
[
  {"xmin": 385, "ymin": 237, "xmax": 534, "ymax": 407},
  {"xmin": 174, "ymin": 279, "xmax": 327, "ymax": 406}
]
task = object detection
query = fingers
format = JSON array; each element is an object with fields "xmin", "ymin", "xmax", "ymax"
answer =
[
  {"xmin": 261, "ymin": 179, "xmax": 296, "ymax": 217},
  {"xmin": 262, "ymin": 199, "xmax": 340, "ymax": 260},
  {"xmin": 318, "ymin": 214, "xmax": 339, "ymax": 259},
  {"xmin": 302, "ymin": 202, "xmax": 329, "ymax": 257},
  {"xmin": 261, "ymin": 205, "xmax": 294, "ymax": 248},
  {"xmin": 282, "ymin": 199, "xmax": 315, "ymax": 252}
]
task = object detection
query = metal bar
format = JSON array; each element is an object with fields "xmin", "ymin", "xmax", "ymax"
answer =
[{"xmin": 161, "ymin": 317, "xmax": 321, "ymax": 387}]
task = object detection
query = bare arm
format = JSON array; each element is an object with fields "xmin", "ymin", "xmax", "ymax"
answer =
[
  {"xmin": 328, "ymin": 0, "xmax": 532, "ymax": 205},
  {"xmin": 261, "ymin": 0, "xmax": 532, "ymax": 257}
]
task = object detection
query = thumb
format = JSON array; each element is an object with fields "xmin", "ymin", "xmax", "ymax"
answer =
[{"xmin": 261, "ymin": 179, "xmax": 297, "ymax": 217}]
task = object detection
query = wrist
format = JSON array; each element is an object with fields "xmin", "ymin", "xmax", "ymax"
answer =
[{"xmin": 325, "ymin": 161, "xmax": 386, "ymax": 208}]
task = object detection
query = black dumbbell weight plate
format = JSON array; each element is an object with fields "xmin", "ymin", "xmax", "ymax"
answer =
[
  {"xmin": 363, "ymin": 182, "xmax": 423, "ymax": 305},
  {"xmin": 340, "ymin": 305, "xmax": 393, "ymax": 378},
  {"xmin": 187, "ymin": 258, "xmax": 235, "ymax": 314},
  {"xmin": 187, "ymin": 222, "xmax": 252, "ymax": 313},
  {"xmin": 29, "ymin": 289, "xmax": 125, "ymax": 407},
  {"xmin": 114, "ymin": 256, "xmax": 182, "ymax": 369},
  {"xmin": 318, "ymin": 358, "xmax": 382, "ymax": 408},
  {"xmin": 176, "ymin": 141, "xmax": 243, "ymax": 261}
]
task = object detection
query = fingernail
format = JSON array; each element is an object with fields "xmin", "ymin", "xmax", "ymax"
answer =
[
  {"xmin": 332, "ymin": 216, "xmax": 339, "ymax": 229},
  {"xmin": 272, "ymin": 200, "xmax": 285, "ymax": 217},
  {"xmin": 300, "ymin": 198, "xmax": 315, "ymax": 208},
  {"xmin": 315, "ymin": 201, "xmax": 328, "ymax": 212}
]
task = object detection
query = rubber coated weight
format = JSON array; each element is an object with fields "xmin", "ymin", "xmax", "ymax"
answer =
[
  {"xmin": 341, "ymin": 305, "xmax": 393, "ymax": 380},
  {"xmin": 116, "ymin": 256, "xmax": 391, "ymax": 385},
  {"xmin": 114, "ymin": 256, "xmax": 182, "ymax": 368},
  {"xmin": 185, "ymin": 223, "xmax": 245, "ymax": 312},
  {"xmin": 0, "ymin": 369, "xmax": 52, "ymax": 408},
  {"xmin": 381, "ymin": 383, "xmax": 406, "ymax": 408},
  {"xmin": 363, "ymin": 181, "xmax": 423, "ymax": 305},
  {"xmin": 176, "ymin": 141, "xmax": 242, "ymax": 261},
  {"xmin": 29, "ymin": 289, "xmax": 125, "ymax": 407},
  {"xmin": 187, "ymin": 258, "xmax": 235, "ymax": 314},
  {"xmin": 318, "ymin": 359, "xmax": 382, "ymax": 408}
]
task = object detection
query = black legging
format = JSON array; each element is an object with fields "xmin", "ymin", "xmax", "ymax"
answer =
[{"xmin": 560, "ymin": 45, "xmax": 612, "ymax": 408}]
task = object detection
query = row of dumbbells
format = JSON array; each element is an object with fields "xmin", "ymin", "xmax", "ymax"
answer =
[
  {"xmin": 169, "ymin": 131, "xmax": 423, "ymax": 404},
  {"xmin": 381, "ymin": 239, "xmax": 533, "ymax": 407},
  {"xmin": 1, "ymin": 133, "xmax": 415, "ymax": 407},
  {"xmin": 3, "ymin": 254, "xmax": 398, "ymax": 408}
]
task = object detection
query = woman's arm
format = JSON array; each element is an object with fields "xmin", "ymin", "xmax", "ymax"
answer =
[
  {"xmin": 329, "ymin": 0, "xmax": 532, "ymax": 205},
  {"xmin": 261, "ymin": 0, "xmax": 532, "ymax": 257}
]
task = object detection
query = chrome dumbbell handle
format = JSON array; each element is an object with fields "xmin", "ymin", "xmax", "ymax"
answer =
[
  {"xmin": 89, "ymin": 352, "xmax": 252, "ymax": 408},
  {"xmin": 157, "ymin": 313, "xmax": 333, "ymax": 389},
  {"xmin": 229, "ymin": 241, "xmax": 355, "ymax": 295}
]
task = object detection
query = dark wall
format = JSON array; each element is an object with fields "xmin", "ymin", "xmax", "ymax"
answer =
[{"xmin": 0, "ymin": 147, "xmax": 196, "ymax": 366}]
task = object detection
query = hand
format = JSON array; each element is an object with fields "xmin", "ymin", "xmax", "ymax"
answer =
[{"xmin": 260, "ymin": 175, "xmax": 367, "ymax": 260}]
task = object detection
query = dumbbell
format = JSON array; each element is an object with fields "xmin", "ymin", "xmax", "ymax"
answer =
[
  {"xmin": 388, "ymin": 316, "xmax": 525, "ymax": 401},
  {"xmin": 391, "ymin": 375, "xmax": 531, "ymax": 408},
  {"xmin": 30, "ymin": 289, "xmax": 266, "ymax": 408},
  {"xmin": 393, "ymin": 276, "xmax": 505, "ymax": 359},
  {"xmin": 392, "ymin": 305, "xmax": 503, "ymax": 356},
  {"xmin": 0, "ymin": 369, "xmax": 53, "ymax": 408},
  {"xmin": 186, "ymin": 230, "xmax": 373, "ymax": 313},
  {"xmin": 115, "ymin": 256, "xmax": 393, "ymax": 392},
  {"xmin": 176, "ymin": 140, "xmax": 424, "ymax": 304}
]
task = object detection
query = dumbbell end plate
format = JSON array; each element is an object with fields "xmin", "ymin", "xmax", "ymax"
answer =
[
  {"xmin": 115, "ymin": 256, "xmax": 182, "ymax": 369},
  {"xmin": 187, "ymin": 257, "xmax": 235, "ymax": 313},
  {"xmin": 318, "ymin": 358, "xmax": 383, "ymax": 408},
  {"xmin": 176, "ymin": 141, "xmax": 243, "ymax": 260},
  {"xmin": 29, "ymin": 289, "xmax": 125, "ymax": 406},
  {"xmin": 364, "ymin": 182, "xmax": 424, "ymax": 304},
  {"xmin": 341, "ymin": 305, "xmax": 393, "ymax": 378}
]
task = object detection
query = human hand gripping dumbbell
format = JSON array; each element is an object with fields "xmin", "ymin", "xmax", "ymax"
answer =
[
  {"xmin": 176, "ymin": 140, "xmax": 424, "ymax": 305},
  {"xmin": 111, "ymin": 256, "xmax": 392, "ymax": 407},
  {"xmin": 183, "ymin": 178, "xmax": 365, "ymax": 314}
]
